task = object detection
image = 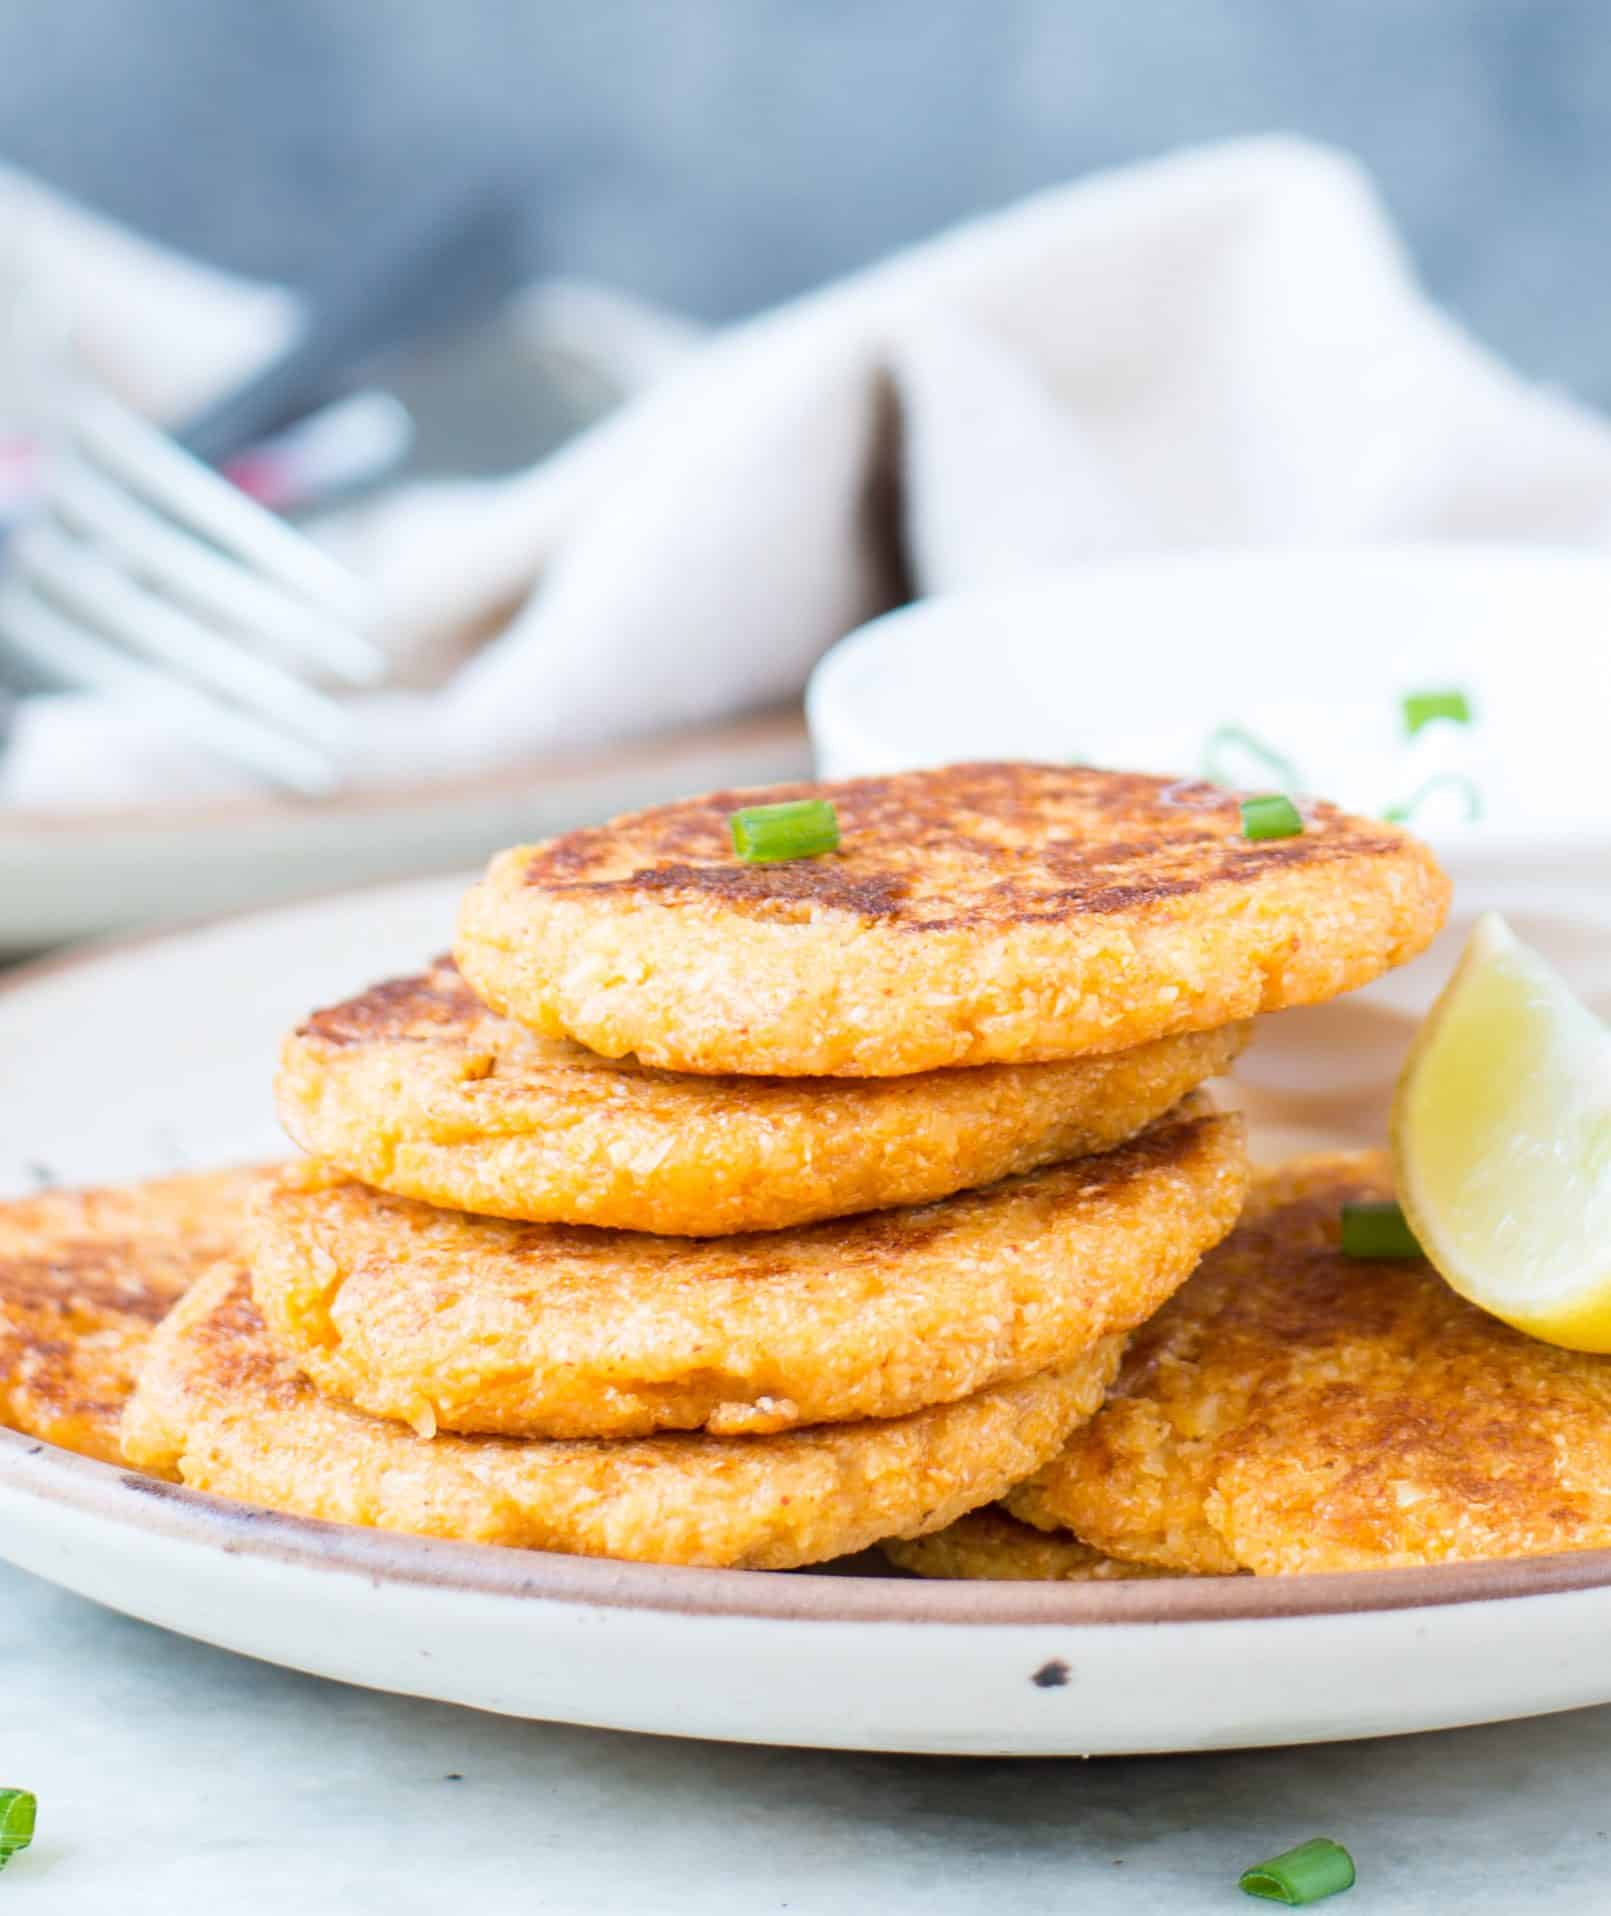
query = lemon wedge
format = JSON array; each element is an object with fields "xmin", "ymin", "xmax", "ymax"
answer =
[{"xmin": 1392, "ymin": 911, "xmax": 1611, "ymax": 1350}]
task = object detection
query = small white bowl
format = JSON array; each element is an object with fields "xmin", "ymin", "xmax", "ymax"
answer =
[
  {"xmin": 808, "ymin": 544, "xmax": 1611, "ymax": 1143},
  {"xmin": 808, "ymin": 544, "xmax": 1611, "ymax": 855}
]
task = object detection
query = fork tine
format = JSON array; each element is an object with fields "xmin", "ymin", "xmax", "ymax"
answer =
[
  {"xmin": 0, "ymin": 578, "xmax": 338, "ymax": 794},
  {"xmin": 69, "ymin": 385, "xmax": 376, "ymax": 629},
  {"xmin": 51, "ymin": 454, "xmax": 386, "ymax": 687},
  {"xmin": 14, "ymin": 523, "xmax": 349, "ymax": 746}
]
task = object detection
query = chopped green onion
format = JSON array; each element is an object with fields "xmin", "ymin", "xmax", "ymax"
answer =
[
  {"xmin": 1403, "ymin": 688, "xmax": 1471, "ymax": 736},
  {"xmin": 1240, "ymin": 794, "xmax": 1305, "ymax": 841},
  {"xmin": 1239, "ymin": 1837, "xmax": 1356, "ymax": 1904},
  {"xmin": 729, "ymin": 798, "xmax": 840, "ymax": 863},
  {"xmin": 0, "ymin": 1791, "xmax": 36, "ymax": 1872},
  {"xmin": 1340, "ymin": 1199, "xmax": 1422, "ymax": 1260},
  {"xmin": 1204, "ymin": 723, "xmax": 1301, "ymax": 792}
]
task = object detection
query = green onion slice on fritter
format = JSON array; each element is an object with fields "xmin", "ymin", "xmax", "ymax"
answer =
[
  {"xmin": 1340, "ymin": 1200, "xmax": 1422, "ymax": 1260},
  {"xmin": 730, "ymin": 799, "xmax": 841, "ymax": 863},
  {"xmin": 1240, "ymin": 794, "xmax": 1305, "ymax": 842}
]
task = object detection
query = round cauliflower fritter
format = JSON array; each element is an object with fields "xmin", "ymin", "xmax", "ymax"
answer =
[
  {"xmin": 0, "ymin": 1167, "xmax": 266, "ymax": 1465},
  {"xmin": 248, "ymin": 1099, "xmax": 1246, "ymax": 1440},
  {"xmin": 455, "ymin": 762, "xmax": 1449, "ymax": 1078},
  {"xmin": 121, "ymin": 1266, "xmax": 1119, "ymax": 1570},
  {"xmin": 882, "ymin": 1508, "xmax": 1174, "ymax": 1583},
  {"xmin": 276, "ymin": 956, "xmax": 1247, "ymax": 1234},
  {"xmin": 1010, "ymin": 1154, "xmax": 1611, "ymax": 1575}
]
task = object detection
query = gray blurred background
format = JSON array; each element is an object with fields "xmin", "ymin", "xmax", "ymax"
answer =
[{"xmin": 1, "ymin": 0, "xmax": 1607, "ymax": 399}]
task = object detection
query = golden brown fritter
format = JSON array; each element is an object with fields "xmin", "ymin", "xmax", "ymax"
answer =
[
  {"xmin": 455, "ymin": 762, "xmax": 1449, "ymax": 1077},
  {"xmin": 882, "ymin": 1508, "xmax": 1174, "ymax": 1582},
  {"xmin": 122, "ymin": 1266, "xmax": 1119, "ymax": 1569},
  {"xmin": 276, "ymin": 955, "xmax": 1247, "ymax": 1234},
  {"xmin": 0, "ymin": 1167, "xmax": 265, "ymax": 1464},
  {"xmin": 249, "ymin": 1099, "xmax": 1246, "ymax": 1440},
  {"xmin": 1011, "ymin": 1154, "xmax": 1611, "ymax": 1574}
]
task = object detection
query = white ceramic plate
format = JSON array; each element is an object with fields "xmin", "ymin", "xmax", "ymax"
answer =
[{"xmin": 3, "ymin": 873, "xmax": 1611, "ymax": 1757}]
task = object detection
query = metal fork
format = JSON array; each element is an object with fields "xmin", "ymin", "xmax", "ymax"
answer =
[{"xmin": 0, "ymin": 168, "xmax": 528, "ymax": 794}]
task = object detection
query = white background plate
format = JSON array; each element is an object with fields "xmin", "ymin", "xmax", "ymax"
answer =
[
  {"xmin": 0, "ymin": 710, "xmax": 809, "ymax": 953},
  {"xmin": 3, "ymin": 869, "xmax": 1611, "ymax": 1758}
]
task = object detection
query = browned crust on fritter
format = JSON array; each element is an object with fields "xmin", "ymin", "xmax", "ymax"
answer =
[
  {"xmin": 121, "ymin": 1265, "xmax": 1120, "ymax": 1569},
  {"xmin": 519, "ymin": 765, "xmax": 1409, "ymax": 924},
  {"xmin": 456, "ymin": 762, "xmax": 1450, "ymax": 1075},
  {"xmin": 248, "ymin": 1100, "xmax": 1247, "ymax": 1439},
  {"xmin": 1011, "ymin": 1154, "xmax": 1611, "ymax": 1574},
  {"xmin": 881, "ymin": 1508, "xmax": 1177, "ymax": 1582},
  {"xmin": 276, "ymin": 954, "xmax": 1247, "ymax": 1233},
  {"xmin": 0, "ymin": 1167, "xmax": 267, "ymax": 1464},
  {"xmin": 299, "ymin": 965, "xmax": 475, "ymax": 1047}
]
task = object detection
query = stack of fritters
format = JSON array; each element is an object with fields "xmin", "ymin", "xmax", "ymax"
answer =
[{"xmin": 1, "ymin": 762, "xmax": 1472, "ymax": 1575}]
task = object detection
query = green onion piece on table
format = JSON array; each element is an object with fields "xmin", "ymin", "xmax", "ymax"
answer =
[
  {"xmin": 1239, "ymin": 794, "xmax": 1304, "ymax": 842},
  {"xmin": 1340, "ymin": 1200, "xmax": 1422, "ymax": 1260},
  {"xmin": 730, "ymin": 799, "xmax": 841, "ymax": 863},
  {"xmin": 0, "ymin": 1790, "xmax": 36, "ymax": 1872},
  {"xmin": 1403, "ymin": 688, "xmax": 1471, "ymax": 736},
  {"xmin": 1239, "ymin": 1837, "xmax": 1356, "ymax": 1904}
]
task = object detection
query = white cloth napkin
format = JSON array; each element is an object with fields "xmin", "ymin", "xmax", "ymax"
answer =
[{"xmin": 9, "ymin": 133, "xmax": 1611, "ymax": 808}]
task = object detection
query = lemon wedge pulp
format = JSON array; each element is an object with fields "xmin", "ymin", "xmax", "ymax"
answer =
[{"xmin": 1392, "ymin": 911, "xmax": 1611, "ymax": 1350}]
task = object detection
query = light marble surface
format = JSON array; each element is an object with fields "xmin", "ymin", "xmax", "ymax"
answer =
[{"xmin": 5, "ymin": 1557, "xmax": 1606, "ymax": 1914}]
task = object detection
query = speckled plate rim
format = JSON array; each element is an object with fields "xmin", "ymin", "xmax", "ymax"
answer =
[
  {"xmin": 6, "ymin": 874, "xmax": 1611, "ymax": 1640},
  {"xmin": 8, "ymin": 1421, "xmax": 1611, "ymax": 1631}
]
